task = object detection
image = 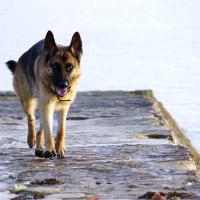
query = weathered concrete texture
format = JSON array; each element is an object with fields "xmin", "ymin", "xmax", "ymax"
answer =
[{"xmin": 0, "ymin": 91, "xmax": 200, "ymax": 199}]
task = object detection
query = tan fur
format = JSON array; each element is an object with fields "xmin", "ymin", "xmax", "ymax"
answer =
[
  {"xmin": 36, "ymin": 128, "xmax": 44, "ymax": 150},
  {"xmin": 55, "ymin": 106, "xmax": 69, "ymax": 157},
  {"xmin": 13, "ymin": 65, "xmax": 37, "ymax": 148},
  {"xmin": 9, "ymin": 31, "xmax": 82, "ymax": 158}
]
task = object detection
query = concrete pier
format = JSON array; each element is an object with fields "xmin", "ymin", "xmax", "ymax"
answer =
[{"xmin": 0, "ymin": 91, "xmax": 200, "ymax": 199}]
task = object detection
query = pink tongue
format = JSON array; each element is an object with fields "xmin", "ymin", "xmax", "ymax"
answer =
[{"xmin": 56, "ymin": 89, "xmax": 67, "ymax": 97}]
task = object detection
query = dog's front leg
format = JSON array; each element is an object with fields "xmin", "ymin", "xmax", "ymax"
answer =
[
  {"xmin": 39, "ymin": 102, "xmax": 56, "ymax": 158},
  {"xmin": 56, "ymin": 106, "xmax": 70, "ymax": 158},
  {"xmin": 35, "ymin": 124, "xmax": 45, "ymax": 158}
]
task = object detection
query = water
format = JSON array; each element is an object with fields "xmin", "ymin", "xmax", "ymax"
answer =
[{"xmin": 0, "ymin": 0, "xmax": 200, "ymax": 151}]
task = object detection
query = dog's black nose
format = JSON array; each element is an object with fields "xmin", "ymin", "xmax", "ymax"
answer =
[{"xmin": 58, "ymin": 81, "xmax": 68, "ymax": 89}]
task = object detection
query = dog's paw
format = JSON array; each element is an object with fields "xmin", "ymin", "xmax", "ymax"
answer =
[
  {"xmin": 56, "ymin": 147, "xmax": 65, "ymax": 158},
  {"xmin": 35, "ymin": 149, "xmax": 44, "ymax": 158},
  {"xmin": 27, "ymin": 135, "xmax": 36, "ymax": 148},
  {"xmin": 44, "ymin": 151, "xmax": 56, "ymax": 159}
]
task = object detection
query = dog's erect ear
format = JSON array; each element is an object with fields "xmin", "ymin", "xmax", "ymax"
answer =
[
  {"xmin": 44, "ymin": 30, "xmax": 57, "ymax": 51},
  {"xmin": 70, "ymin": 32, "xmax": 83, "ymax": 62}
]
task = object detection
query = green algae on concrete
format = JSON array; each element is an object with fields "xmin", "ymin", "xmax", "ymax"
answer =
[{"xmin": 0, "ymin": 91, "xmax": 200, "ymax": 199}]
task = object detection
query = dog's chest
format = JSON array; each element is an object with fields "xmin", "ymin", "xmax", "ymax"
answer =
[{"xmin": 55, "ymin": 100, "xmax": 71, "ymax": 111}]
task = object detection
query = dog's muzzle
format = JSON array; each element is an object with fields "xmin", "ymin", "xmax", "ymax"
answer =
[{"xmin": 53, "ymin": 80, "xmax": 71, "ymax": 97}]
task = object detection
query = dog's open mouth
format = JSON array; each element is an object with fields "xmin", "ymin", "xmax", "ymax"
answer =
[
  {"xmin": 54, "ymin": 87, "xmax": 71, "ymax": 97},
  {"xmin": 56, "ymin": 89, "xmax": 67, "ymax": 97}
]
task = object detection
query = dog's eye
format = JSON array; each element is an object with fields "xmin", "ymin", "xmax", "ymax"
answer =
[
  {"xmin": 66, "ymin": 64, "xmax": 73, "ymax": 73},
  {"xmin": 51, "ymin": 63, "xmax": 60, "ymax": 70}
]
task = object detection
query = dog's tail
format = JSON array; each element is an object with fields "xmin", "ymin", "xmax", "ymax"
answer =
[{"xmin": 6, "ymin": 60, "xmax": 17, "ymax": 75}]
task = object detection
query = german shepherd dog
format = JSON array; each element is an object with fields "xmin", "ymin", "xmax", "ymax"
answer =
[{"xmin": 6, "ymin": 31, "xmax": 82, "ymax": 158}]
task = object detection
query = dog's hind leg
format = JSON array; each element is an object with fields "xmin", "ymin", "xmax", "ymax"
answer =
[
  {"xmin": 22, "ymin": 98, "xmax": 37, "ymax": 148},
  {"xmin": 55, "ymin": 106, "xmax": 69, "ymax": 158},
  {"xmin": 13, "ymin": 67, "xmax": 36, "ymax": 148},
  {"xmin": 15, "ymin": 95, "xmax": 36, "ymax": 148}
]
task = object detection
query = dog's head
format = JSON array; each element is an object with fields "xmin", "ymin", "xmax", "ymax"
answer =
[{"xmin": 41, "ymin": 31, "xmax": 82, "ymax": 97}]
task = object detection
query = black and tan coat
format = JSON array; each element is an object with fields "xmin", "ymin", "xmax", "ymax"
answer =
[{"xmin": 6, "ymin": 31, "xmax": 82, "ymax": 158}]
